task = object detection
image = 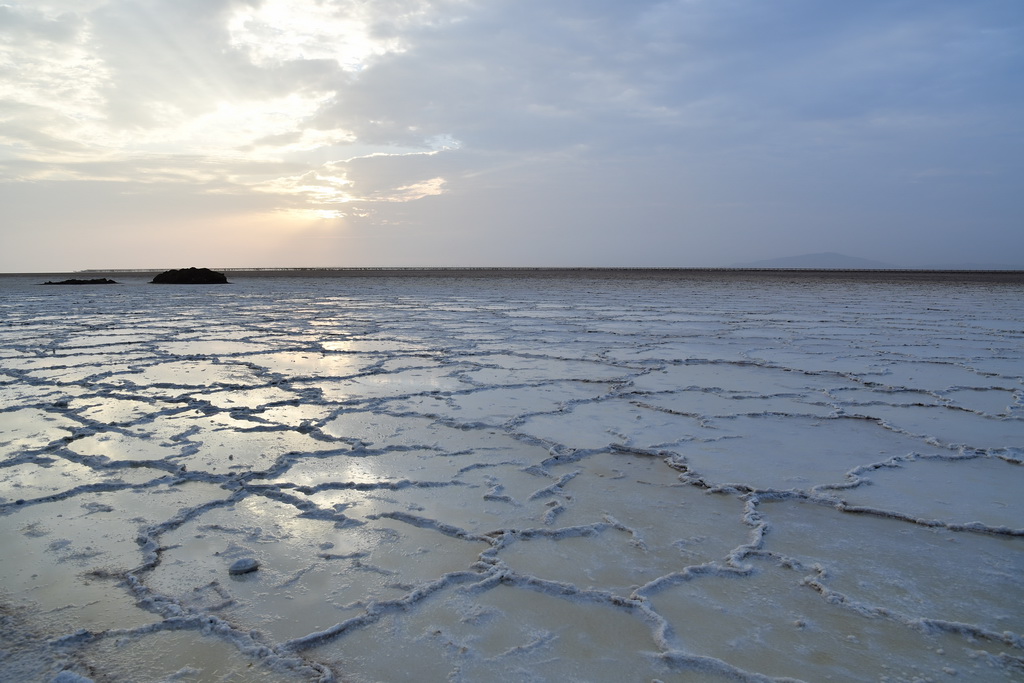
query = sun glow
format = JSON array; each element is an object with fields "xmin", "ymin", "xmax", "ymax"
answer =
[{"xmin": 285, "ymin": 208, "xmax": 349, "ymax": 220}]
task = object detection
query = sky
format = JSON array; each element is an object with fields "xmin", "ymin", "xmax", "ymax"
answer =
[{"xmin": 1, "ymin": 0, "xmax": 1022, "ymax": 271}]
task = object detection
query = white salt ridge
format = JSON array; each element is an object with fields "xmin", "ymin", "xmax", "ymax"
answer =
[{"xmin": 0, "ymin": 273, "xmax": 1022, "ymax": 682}]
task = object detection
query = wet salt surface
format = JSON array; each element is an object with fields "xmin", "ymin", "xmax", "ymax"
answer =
[{"xmin": 1, "ymin": 271, "xmax": 1022, "ymax": 682}]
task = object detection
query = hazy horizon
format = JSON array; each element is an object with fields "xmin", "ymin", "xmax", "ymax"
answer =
[
  {"xmin": 6, "ymin": 250, "xmax": 1024, "ymax": 274},
  {"xmin": 2, "ymin": 1, "xmax": 1023, "ymax": 272},
  {"xmin": 8, "ymin": 259, "xmax": 1024, "ymax": 276}
]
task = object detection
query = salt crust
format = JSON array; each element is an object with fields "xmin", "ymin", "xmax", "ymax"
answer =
[{"xmin": 0, "ymin": 273, "xmax": 1022, "ymax": 681}]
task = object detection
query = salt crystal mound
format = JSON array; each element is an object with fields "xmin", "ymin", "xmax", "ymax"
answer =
[{"xmin": 1, "ymin": 272, "xmax": 1022, "ymax": 682}]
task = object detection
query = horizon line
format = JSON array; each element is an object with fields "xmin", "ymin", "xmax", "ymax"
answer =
[{"xmin": 3, "ymin": 266, "xmax": 1023, "ymax": 276}]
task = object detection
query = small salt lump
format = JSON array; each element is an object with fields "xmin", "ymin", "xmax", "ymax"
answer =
[{"xmin": 228, "ymin": 558, "xmax": 260, "ymax": 575}]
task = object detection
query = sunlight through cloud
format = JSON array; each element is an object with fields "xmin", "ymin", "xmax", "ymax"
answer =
[
  {"xmin": 227, "ymin": 0, "xmax": 406, "ymax": 71},
  {"xmin": 258, "ymin": 170, "xmax": 355, "ymax": 204},
  {"xmin": 166, "ymin": 93, "xmax": 343, "ymax": 155}
]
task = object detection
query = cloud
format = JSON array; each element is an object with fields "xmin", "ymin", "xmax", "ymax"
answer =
[
  {"xmin": 382, "ymin": 176, "xmax": 446, "ymax": 202},
  {"xmin": 225, "ymin": 0, "xmax": 408, "ymax": 71},
  {"xmin": 251, "ymin": 148, "xmax": 452, "ymax": 214},
  {"xmin": 0, "ymin": 4, "xmax": 82, "ymax": 43},
  {"xmin": 255, "ymin": 169, "xmax": 354, "ymax": 204}
]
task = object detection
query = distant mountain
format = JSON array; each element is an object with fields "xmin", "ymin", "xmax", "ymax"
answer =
[
  {"xmin": 919, "ymin": 262, "xmax": 1023, "ymax": 271},
  {"xmin": 730, "ymin": 252, "xmax": 896, "ymax": 269}
]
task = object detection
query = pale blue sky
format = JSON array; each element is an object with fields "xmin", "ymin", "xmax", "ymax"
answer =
[{"xmin": 1, "ymin": 0, "xmax": 1022, "ymax": 270}]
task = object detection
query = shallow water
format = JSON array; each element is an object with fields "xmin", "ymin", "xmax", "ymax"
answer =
[{"xmin": 1, "ymin": 271, "xmax": 1022, "ymax": 682}]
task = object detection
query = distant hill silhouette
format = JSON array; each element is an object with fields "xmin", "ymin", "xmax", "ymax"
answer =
[
  {"xmin": 730, "ymin": 252, "xmax": 895, "ymax": 269},
  {"xmin": 730, "ymin": 252, "xmax": 1022, "ymax": 270},
  {"xmin": 919, "ymin": 261, "xmax": 1023, "ymax": 270}
]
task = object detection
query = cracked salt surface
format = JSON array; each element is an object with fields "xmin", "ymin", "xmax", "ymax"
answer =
[{"xmin": 1, "ymin": 270, "xmax": 1022, "ymax": 682}]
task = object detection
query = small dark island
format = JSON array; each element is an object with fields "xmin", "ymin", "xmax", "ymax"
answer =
[
  {"xmin": 42, "ymin": 278, "xmax": 119, "ymax": 285},
  {"xmin": 151, "ymin": 267, "xmax": 229, "ymax": 284}
]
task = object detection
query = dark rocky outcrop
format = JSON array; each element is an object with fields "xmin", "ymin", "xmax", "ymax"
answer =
[
  {"xmin": 42, "ymin": 278, "xmax": 119, "ymax": 285},
  {"xmin": 151, "ymin": 267, "xmax": 229, "ymax": 284}
]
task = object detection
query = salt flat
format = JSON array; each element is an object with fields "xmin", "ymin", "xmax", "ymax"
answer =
[{"xmin": 1, "ymin": 271, "xmax": 1022, "ymax": 682}]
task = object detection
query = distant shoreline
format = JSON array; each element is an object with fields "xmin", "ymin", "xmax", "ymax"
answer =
[{"xmin": 3, "ymin": 267, "xmax": 1024, "ymax": 283}]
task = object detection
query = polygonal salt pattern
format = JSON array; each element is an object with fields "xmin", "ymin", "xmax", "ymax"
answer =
[{"xmin": 0, "ymin": 272, "xmax": 1021, "ymax": 682}]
